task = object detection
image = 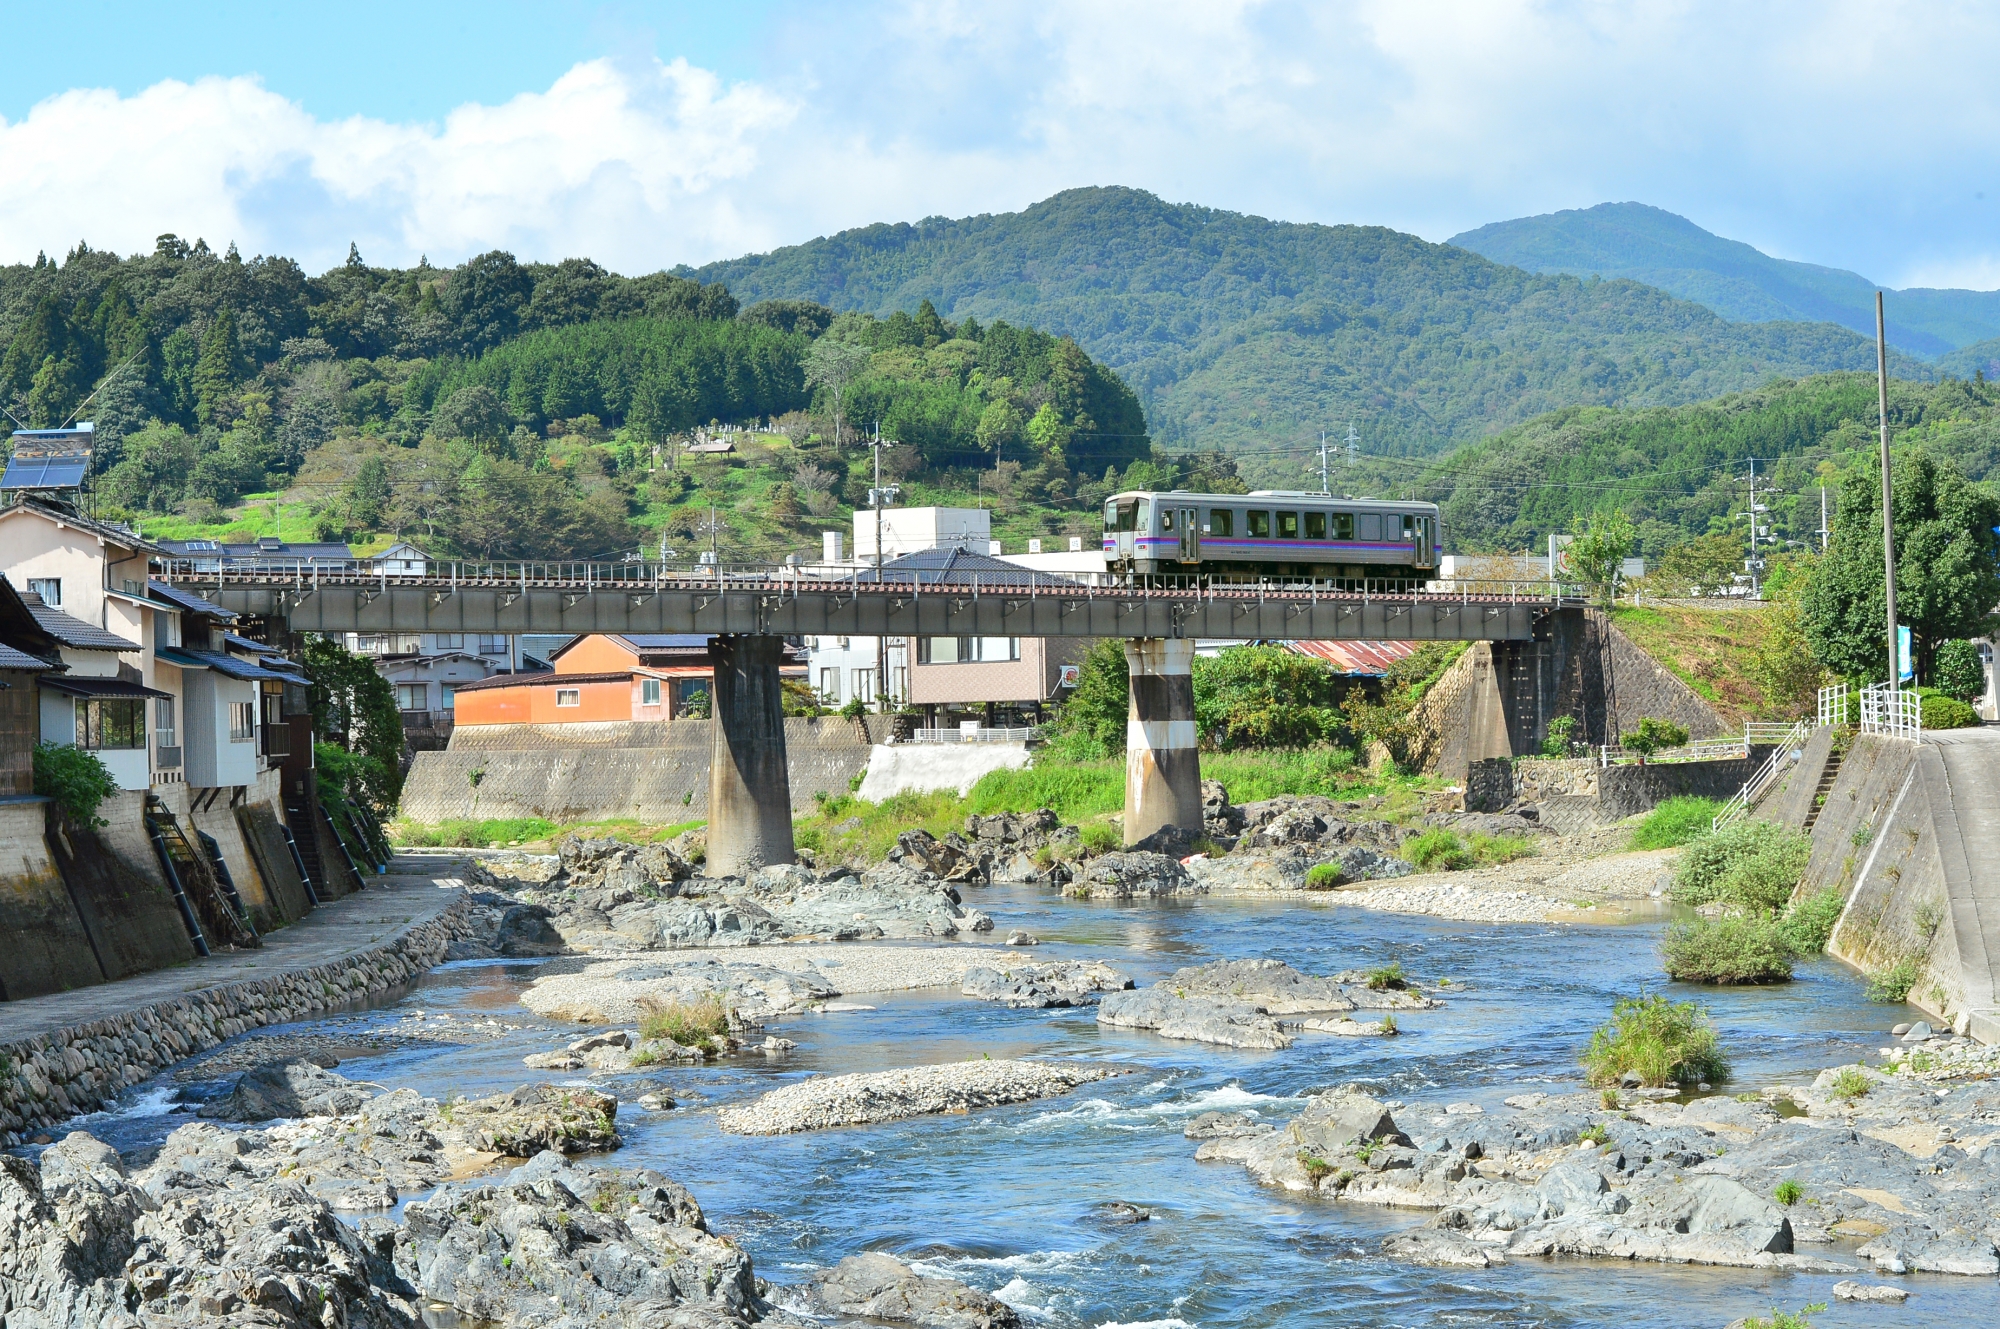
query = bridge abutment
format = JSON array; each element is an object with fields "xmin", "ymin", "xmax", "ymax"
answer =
[
  {"xmin": 706, "ymin": 635, "xmax": 795, "ymax": 877},
  {"xmin": 1124, "ymin": 638, "xmax": 1202, "ymax": 845}
]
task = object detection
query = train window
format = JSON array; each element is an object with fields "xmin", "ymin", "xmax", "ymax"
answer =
[
  {"xmin": 1359, "ymin": 513, "xmax": 1382, "ymax": 541},
  {"xmin": 1304, "ymin": 512, "xmax": 1325, "ymax": 540},
  {"xmin": 1136, "ymin": 498, "xmax": 1151, "ymax": 530},
  {"xmin": 1331, "ymin": 512, "xmax": 1354, "ymax": 540},
  {"xmin": 1401, "ymin": 514, "xmax": 1416, "ymax": 540},
  {"xmin": 1106, "ymin": 500, "xmax": 1139, "ymax": 532},
  {"xmin": 1161, "ymin": 509, "xmax": 1174, "ymax": 531},
  {"xmin": 1277, "ymin": 511, "xmax": 1298, "ymax": 539},
  {"xmin": 1247, "ymin": 510, "xmax": 1271, "ymax": 538},
  {"xmin": 1209, "ymin": 509, "xmax": 1233, "ymax": 537}
]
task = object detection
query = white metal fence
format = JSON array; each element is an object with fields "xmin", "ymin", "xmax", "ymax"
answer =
[
  {"xmin": 1816, "ymin": 682, "xmax": 1851, "ymax": 729},
  {"xmin": 1860, "ymin": 681, "xmax": 1921, "ymax": 740},
  {"xmin": 911, "ymin": 726, "xmax": 1043, "ymax": 744},
  {"xmin": 1712, "ymin": 717, "xmax": 1811, "ymax": 832}
]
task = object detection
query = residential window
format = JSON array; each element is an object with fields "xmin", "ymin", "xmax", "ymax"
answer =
[
  {"xmin": 395, "ymin": 684, "xmax": 427, "ymax": 711},
  {"xmin": 980, "ymin": 636, "xmax": 1018, "ymax": 662},
  {"xmin": 433, "ymin": 633, "xmax": 464, "ymax": 650},
  {"xmin": 227, "ymin": 701, "xmax": 256, "ymax": 743},
  {"xmin": 851, "ymin": 667, "xmax": 875, "ymax": 703},
  {"xmin": 555, "ymin": 688, "xmax": 581, "ymax": 708},
  {"xmin": 641, "ymin": 678, "xmax": 662, "ymax": 707},
  {"xmin": 889, "ymin": 665, "xmax": 907, "ymax": 702},
  {"xmin": 355, "ymin": 635, "xmax": 385, "ymax": 655},
  {"xmin": 1277, "ymin": 511, "xmax": 1299, "ymax": 539},
  {"xmin": 154, "ymin": 697, "xmax": 177, "ymax": 748},
  {"xmin": 478, "ymin": 635, "xmax": 508, "ymax": 656},
  {"xmin": 76, "ymin": 698, "xmax": 145, "ymax": 749},
  {"xmin": 919, "ymin": 636, "xmax": 1018, "ymax": 663},
  {"xmin": 1208, "ymin": 509, "xmax": 1234, "ymax": 537},
  {"xmin": 1304, "ymin": 511, "xmax": 1327, "ymax": 541},
  {"xmin": 819, "ymin": 668, "xmax": 841, "ymax": 701},
  {"xmin": 26, "ymin": 577, "xmax": 60, "ymax": 606},
  {"xmin": 1247, "ymin": 510, "xmax": 1271, "ymax": 538},
  {"xmin": 675, "ymin": 680, "xmax": 710, "ymax": 718}
]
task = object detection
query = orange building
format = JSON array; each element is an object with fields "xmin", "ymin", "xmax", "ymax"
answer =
[{"xmin": 451, "ymin": 634, "xmax": 804, "ymax": 727}]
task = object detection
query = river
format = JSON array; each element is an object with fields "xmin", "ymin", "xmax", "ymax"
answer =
[{"xmin": 79, "ymin": 884, "xmax": 1990, "ymax": 1328}]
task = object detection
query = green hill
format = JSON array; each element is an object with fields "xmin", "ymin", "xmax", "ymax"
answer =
[
  {"xmin": 1424, "ymin": 372, "xmax": 2000, "ymax": 554},
  {"xmin": 691, "ymin": 187, "xmax": 1924, "ymax": 468},
  {"xmin": 1450, "ymin": 202, "xmax": 2000, "ymax": 360}
]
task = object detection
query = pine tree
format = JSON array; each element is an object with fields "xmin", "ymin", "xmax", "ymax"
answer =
[{"xmin": 192, "ymin": 310, "xmax": 243, "ymax": 425}]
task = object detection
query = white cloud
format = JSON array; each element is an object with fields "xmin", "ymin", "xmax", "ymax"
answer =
[{"xmin": 3, "ymin": 1, "xmax": 2000, "ymax": 286}]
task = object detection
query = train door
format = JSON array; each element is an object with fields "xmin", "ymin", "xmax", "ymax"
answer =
[
  {"xmin": 1177, "ymin": 506, "xmax": 1200, "ymax": 563},
  {"xmin": 1413, "ymin": 515, "xmax": 1436, "ymax": 567}
]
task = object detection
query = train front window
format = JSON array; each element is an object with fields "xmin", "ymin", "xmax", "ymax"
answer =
[
  {"xmin": 1209, "ymin": 509, "xmax": 1233, "ymax": 537},
  {"xmin": 1304, "ymin": 511, "xmax": 1326, "ymax": 540},
  {"xmin": 1135, "ymin": 498, "xmax": 1151, "ymax": 530},
  {"xmin": 1246, "ymin": 510, "xmax": 1271, "ymax": 538},
  {"xmin": 1106, "ymin": 499, "xmax": 1139, "ymax": 532},
  {"xmin": 1332, "ymin": 512, "xmax": 1354, "ymax": 540},
  {"xmin": 1277, "ymin": 511, "xmax": 1299, "ymax": 539}
]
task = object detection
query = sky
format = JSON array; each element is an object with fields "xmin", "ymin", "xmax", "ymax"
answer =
[{"xmin": 4, "ymin": 0, "xmax": 1998, "ymax": 289}]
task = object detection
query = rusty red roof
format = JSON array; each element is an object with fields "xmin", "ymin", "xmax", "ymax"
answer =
[{"xmin": 1282, "ymin": 639, "xmax": 1420, "ymax": 675}]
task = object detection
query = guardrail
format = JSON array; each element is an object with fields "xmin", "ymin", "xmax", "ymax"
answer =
[
  {"xmin": 1712, "ymin": 717, "xmax": 1811, "ymax": 831},
  {"xmin": 1817, "ymin": 683, "xmax": 1851, "ymax": 729},
  {"xmin": 156, "ymin": 556, "xmax": 1588, "ymax": 606},
  {"xmin": 1860, "ymin": 681, "xmax": 1922, "ymax": 740},
  {"xmin": 911, "ymin": 726, "xmax": 1043, "ymax": 744}
]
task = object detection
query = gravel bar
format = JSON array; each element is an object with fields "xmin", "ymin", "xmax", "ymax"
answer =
[{"xmin": 716, "ymin": 1059, "xmax": 1124, "ymax": 1135}]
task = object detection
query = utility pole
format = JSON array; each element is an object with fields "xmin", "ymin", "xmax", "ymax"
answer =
[
  {"xmin": 1346, "ymin": 422, "xmax": 1359, "ymax": 474},
  {"xmin": 1819, "ymin": 485, "xmax": 1829, "ymax": 554},
  {"xmin": 868, "ymin": 422, "xmax": 901, "ymax": 713},
  {"xmin": 1316, "ymin": 430, "xmax": 1332, "ymax": 495},
  {"xmin": 1876, "ymin": 292, "xmax": 1898, "ymax": 685},
  {"xmin": 1741, "ymin": 460, "xmax": 1769, "ymax": 598}
]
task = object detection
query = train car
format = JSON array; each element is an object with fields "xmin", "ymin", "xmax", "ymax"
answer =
[{"xmin": 1102, "ymin": 490, "xmax": 1442, "ymax": 586}]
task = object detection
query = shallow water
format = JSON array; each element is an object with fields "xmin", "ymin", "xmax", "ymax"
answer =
[{"xmin": 83, "ymin": 885, "xmax": 1989, "ymax": 1328}]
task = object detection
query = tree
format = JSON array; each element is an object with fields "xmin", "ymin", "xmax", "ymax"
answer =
[
  {"xmin": 804, "ymin": 338, "xmax": 871, "ymax": 449},
  {"xmin": 432, "ymin": 384, "xmax": 512, "ymax": 448},
  {"xmin": 1192, "ymin": 646, "xmax": 1344, "ymax": 749},
  {"xmin": 1801, "ymin": 450, "xmax": 2000, "ymax": 683},
  {"xmin": 191, "ymin": 309, "xmax": 245, "ymax": 425},
  {"xmin": 299, "ymin": 635, "xmax": 404, "ymax": 808},
  {"xmin": 1650, "ymin": 532, "xmax": 1745, "ymax": 597},
  {"xmin": 347, "ymin": 454, "xmax": 390, "ymax": 529},
  {"xmin": 1621, "ymin": 717, "xmax": 1690, "ymax": 762},
  {"xmin": 1567, "ymin": 508, "xmax": 1637, "ymax": 605},
  {"xmin": 442, "ymin": 250, "xmax": 534, "ymax": 354},
  {"xmin": 1050, "ymin": 639, "xmax": 1129, "ymax": 757},
  {"xmin": 1934, "ymin": 639, "xmax": 1987, "ymax": 703}
]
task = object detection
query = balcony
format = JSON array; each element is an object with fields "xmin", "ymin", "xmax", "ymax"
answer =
[{"xmin": 260, "ymin": 726, "xmax": 292, "ymax": 759}]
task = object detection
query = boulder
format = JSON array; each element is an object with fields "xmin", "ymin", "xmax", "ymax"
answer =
[
  {"xmin": 1097, "ymin": 986, "xmax": 1291, "ymax": 1048},
  {"xmin": 493, "ymin": 902, "xmax": 567, "ymax": 956},
  {"xmin": 1165, "ymin": 958, "xmax": 1354, "ymax": 1014},
  {"xmin": 201, "ymin": 1059, "xmax": 371, "ymax": 1122},
  {"xmin": 555, "ymin": 834, "xmax": 693, "ymax": 893},
  {"xmin": 448, "ymin": 1084, "xmax": 621, "ymax": 1157},
  {"xmin": 1071, "ymin": 852, "xmax": 1199, "ymax": 899},
  {"xmin": 1833, "ymin": 1280, "xmax": 1909, "ymax": 1302},
  {"xmin": 1184, "ymin": 1111, "xmax": 1275, "ymax": 1140},
  {"xmin": 1289, "ymin": 1087, "xmax": 1410, "ymax": 1153},
  {"xmin": 1620, "ymin": 1175, "xmax": 1793, "ymax": 1254},
  {"xmin": 960, "ymin": 961, "xmax": 1133, "ymax": 1008},
  {"xmin": 807, "ymin": 1251, "xmax": 1020, "ymax": 1329},
  {"xmin": 609, "ymin": 896, "xmax": 787, "ymax": 948}
]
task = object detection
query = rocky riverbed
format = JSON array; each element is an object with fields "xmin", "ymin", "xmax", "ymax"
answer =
[
  {"xmin": 716, "ymin": 1059, "xmax": 1125, "ymax": 1135},
  {"xmin": 1098, "ymin": 959, "xmax": 1441, "ymax": 1049}
]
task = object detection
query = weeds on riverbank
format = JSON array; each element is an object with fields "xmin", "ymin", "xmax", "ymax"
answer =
[
  {"xmin": 1401, "ymin": 828, "xmax": 1538, "ymax": 873},
  {"xmin": 1662, "ymin": 916, "xmax": 1794, "ymax": 983},
  {"xmin": 1827, "ymin": 1067, "xmax": 1872, "ymax": 1103},
  {"xmin": 1671, "ymin": 821, "xmax": 1812, "ymax": 912},
  {"xmin": 638, "ymin": 994, "xmax": 731, "ymax": 1049},
  {"xmin": 1582, "ymin": 994, "xmax": 1729, "ymax": 1087},
  {"xmin": 1662, "ymin": 818, "xmax": 1826, "ymax": 984},
  {"xmin": 1740, "ymin": 1305, "xmax": 1826, "ymax": 1329},
  {"xmin": 1628, "ymin": 797, "xmax": 1724, "ymax": 850},
  {"xmin": 394, "ymin": 816, "xmax": 558, "ymax": 847},
  {"xmin": 1866, "ymin": 958, "xmax": 1921, "ymax": 1003}
]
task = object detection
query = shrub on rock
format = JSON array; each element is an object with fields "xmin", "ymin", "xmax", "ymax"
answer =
[
  {"xmin": 1582, "ymin": 993, "xmax": 1729, "ymax": 1087},
  {"xmin": 1662, "ymin": 916, "xmax": 1794, "ymax": 984}
]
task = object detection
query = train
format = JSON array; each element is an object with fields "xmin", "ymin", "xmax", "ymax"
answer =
[{"xmin": 1103, "ymin": 489, "xmax": 1443, "ymax": 586}]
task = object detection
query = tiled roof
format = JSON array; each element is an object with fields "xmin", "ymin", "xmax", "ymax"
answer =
[
  {"xmin": 38, "ymin": 674, "xmax": 173, "ymax": 699},
  {"xmin": 1, "ymin": 494, "xmax": 166, "ymax": 555},
  {"xmin": 148, "ymin": 580, "xmax": 237, "ymax": 621},
  {"xmin": 455, "ymin": 670, "xmax": 639, "ymax": 693},
  {"xmin": 0, "ymin": 643, "xmax": 51, "ymax": 670},
  {"xmin": 19, "ymin": 592, "xmax": 140, "ymax": 651},
  {"xmin": 155, "ymin": 647, "xmax": 297, "ymax": 681}
]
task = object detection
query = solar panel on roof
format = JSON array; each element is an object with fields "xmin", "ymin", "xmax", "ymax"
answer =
[{"xmin": 0, "ymin": 453, "xmax": 90, "ymax": 490}]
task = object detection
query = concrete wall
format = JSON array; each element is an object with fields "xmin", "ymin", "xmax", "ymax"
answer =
[
  {"xmin": 1596, "ymin": 755, "xmax": 1761, "ymax": 819},
  {"xmin": 856, "ymin": 742, "xmax": 1033, "ymax": 801},
  {"xmin": 0, "ymin": 799, "xmax": 104, "ymax": 1000},
  {"xmin": 41, "ymin": 797, "xmax": 199, "ymax": 981},
  {"xmin": 1752, "ymin": 725, "xmax": 1835, "ymax": 831},
  {"xmin": 400, "ymin": 716, "xmax": 889, "ymax": 823}
]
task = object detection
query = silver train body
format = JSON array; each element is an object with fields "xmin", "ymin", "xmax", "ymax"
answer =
[{"xmin": 1103, "ymin": 490, "xmax": 1443, "ymax": 584}]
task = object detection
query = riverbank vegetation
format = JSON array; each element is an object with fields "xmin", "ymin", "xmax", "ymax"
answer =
[
  {"xmin": 1662, "ymin": 820, "xmax": 1826, "ymax": 983},
  {"xmin": 1628, "ymin": 796, "xmax": 1723, "ymax": 849},
  {"xmin": 1582, "ymin": 994, "xmax": 1730, "ymax": 1087}
]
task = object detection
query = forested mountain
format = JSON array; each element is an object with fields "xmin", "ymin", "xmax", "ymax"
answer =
[
  {"xmin": 1423, "ymin": 372, "xmax": 2000, "ymax": 555},
  {"xmin": 691, "ymin": 187, "xmax": 1924, "ymax": 466},
  {"xmin": 0, "ymin": 238, "xmax": 1147, "ymax": 560},
  {"xmin": 1451, "ymin": 203, "xmax": 2000, "ymax": 360}
]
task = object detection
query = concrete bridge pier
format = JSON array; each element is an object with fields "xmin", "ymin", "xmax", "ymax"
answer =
[
  {"xmin": 1124, "ymin": 638, "xmax": 1203, "ymax": 845},
  {"xmin": 706, "ymin": 634, "xmax": 795, "ymax": 877}
]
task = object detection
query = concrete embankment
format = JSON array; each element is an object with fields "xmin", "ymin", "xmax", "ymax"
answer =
[
  {"xmin": 1763, "ymin": 727, "xmax": 2000, "ymax": 1043},
  {"xmin": 0, "ymin": 865, "xmax": 475, "ymax": 1144},
  {"xmin": 400, "ymin": 716, "xmax": 888, "ymax": 823}
]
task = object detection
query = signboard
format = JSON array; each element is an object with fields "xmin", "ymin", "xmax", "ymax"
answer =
[
  {"xmin": 1898, "ymin": 625, "xmax": 1913, "ymax": 682},
  {"xmin": 1057, "ymin": 664, "xmax": 1080, "ymax": 689}
]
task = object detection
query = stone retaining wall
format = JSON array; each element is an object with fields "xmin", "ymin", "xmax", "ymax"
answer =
[{"xmin": 0, "ymin": 890, "xmax": 476, "ymax": 1145}]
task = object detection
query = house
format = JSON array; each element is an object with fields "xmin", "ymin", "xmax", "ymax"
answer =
[
  {"xmin": 451, "ymin": 633, "xmax": 805, "ymax": 728},
  {"xmin": 849, "ymin": 506, "xmax": 991, "ymax": 562},
  {"xmin": 0, "ymin": 576, "xmax": 60, "ymax": 796},
  {"xmin": 372, "ymin": 541, "xmax": 431, "ymax": 575},
  {"xmin": 157, "ymin": 536, "xmax": 356, "ymax": 572}
]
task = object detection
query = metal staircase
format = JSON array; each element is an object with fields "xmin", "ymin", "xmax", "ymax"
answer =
[{"xmin": 144, "ymin": 797, "xmax": 259, "ymax": 951}]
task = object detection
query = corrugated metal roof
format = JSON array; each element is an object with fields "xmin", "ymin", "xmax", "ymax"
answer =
[
  {"xmin": 455, "ymin": 670, "xmax": 640, "ymax": 693},
  {"xmin": 1283, "ymin": 639, "xmax": 1421, "ymax": 675}
]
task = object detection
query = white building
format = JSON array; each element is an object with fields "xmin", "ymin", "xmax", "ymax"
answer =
[{"xmin": 849, "ymin": 507, "xmax": 990, "ymax": 562}]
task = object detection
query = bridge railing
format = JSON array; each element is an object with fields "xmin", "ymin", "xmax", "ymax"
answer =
[{"xmin": 157, "ymin": 556, "xmax": 1588, "ymax": 605}]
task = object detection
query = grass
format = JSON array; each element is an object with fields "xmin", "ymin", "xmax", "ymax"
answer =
[
  {"xmin": 1827, "ymin": 1067, "xmax": 1872, "ymax": 1103},
  {"xmin": 1365, "ymin": 962, "xmax": 1408, "ymax": 991},
  {"xmin": 1777, "ymin": 888, "xmax": 1843, "ymax": 956},
  {"xmin": 1740, "ymin": 1305, "xmax": 1827, "ymax": 1329},
  {"xmin": 1661, "ymin": 916, "xmax": 1795, "ymax": 984},
  {"xmin": 1773, "ymin": 1179, "xmax": 1804, "ymax": 1206},
  {"xmin": 393, "ymin": 816, "xmax": 558, "ymax": 847},
  {"xmin": 793, "ymin": 789, "xmax": 969, "ymax": 863},
  {"xmin": 1582, "ymin": 994, "xmax": 1730, "ymax": 1088},
  {"xmin": 1628, "ymin": 797, "xmax": 1724, "ymax": 850},
  {"xmin": 637, "ymin": 994, "xmax": 731, "ymax": 1048},
  {"xmin": 1303, "ymin": 863, "xmax": 1341, "ymax": 889},
  {"xmin": 1577, "ymin": 1122, "xmax": 1609, "ymax": 1146},
  {"xmin": 1402, "ymin": 829, "xmax": 1538, "ymax": 872},
  {"xmin": 1866, "ymin": 958, "xmax": 1921, "ymax": 1003},
  {"xmin": 1606, "ymin": 603, "xmax": 1798, "ymax": 725},
  {"xmin": 1297, "ymin": 1151, "xmax": 1335, "ymax": 1184}
]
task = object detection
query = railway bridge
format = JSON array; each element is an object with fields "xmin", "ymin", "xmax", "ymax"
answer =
[{"xmin": 165, "ymin": 558, "xmax": 1583, "ymax": 875}]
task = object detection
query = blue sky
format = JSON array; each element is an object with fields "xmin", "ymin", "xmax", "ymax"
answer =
[{"xmin": 4, "ymin": 1, "xmax": 1997, "ymax": 290}]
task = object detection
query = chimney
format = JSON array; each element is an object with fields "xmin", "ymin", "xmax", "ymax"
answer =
[{"xmin": 822, "ymin": 531, "xmax": 844, "ymax": 563}]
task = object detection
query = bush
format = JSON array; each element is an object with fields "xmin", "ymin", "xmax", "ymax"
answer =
[
  {"xmin": 967, "ymin": 760, "xmax": 1123, "ymax": 823},
  {"xmin": 1777, "ymin": 888, "xmax": 1844, "ymax": 955},
  {"xmin": 1671, "ymin": 820, "xmax": 1810, "ymax": 911},
  {"xmin": 1079, "ymin": 822, "xmax": 1120, "ymax": 853},
  {"xmin": 1629, "ymin": 796, "xmax": 1723, "ymax": 850},
  {"xmin": 1404, "ymin": 829, "xmax": 1471, "ymax": 872},
  {"xmin": 1740, "ymin": 1305, "xmax": 1826, "ymax": 1329},
  {"xmin": 1193, "ymin": 645, "xmax": 1346, "ymax": 749},
  {"xmin": 1621, "ymin": 717, "xmax": 1690, "ymax": 759},
  {"xmin": 1773, "ymin": 1179, "xmax": 1804, "ymax": 1206},
  {"xmin": 1661, "ymin": 916, "xmax": 1794, "ymax": 983},
  {"xmin": 1827, "ymin": 1067, "xmax": 1872, "ymax": 1102},
  {"xmin": 1582, "ymin": 994, "xmax": 1729, "ymax": 1087},
  {"xmin": 1540, "ymin": 714, "xmax": 1577, "ymax": 758},
  {"xmin": 1933, "ymin": 637, "xmax": 1986, "ymax": 703},
  {"xmin": 1866, "ymin": 958, "xmax": 1920, "ymax": 1003},
  {"xmin": 32, "ymin": 742, "xmax": 118, "ymax": 828},
  {"xmin": 1303, "ymin": 863, "xmax": 1341, "ymax": 889},
  {"xmin": 1919, "ymin": 692, "xmax": 1977, "ymax": 730},
  {"xmin": 1366, "ymin": 962, "xmax": 1407, "ymax": 991},
  {"xmin": 638, "ymin": 993, "xmax": 730, "ymax": 1047}
]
